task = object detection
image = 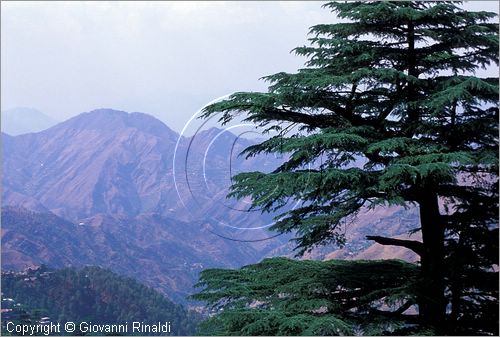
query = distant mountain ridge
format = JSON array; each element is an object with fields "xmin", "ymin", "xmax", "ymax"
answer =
[
  {"xmin": 1, "ymin": 107, "xmax": 59, "ymax": 135},
  {"xmin": 1, "ymin": 206, "xmax": 287, "ymax": 304}
]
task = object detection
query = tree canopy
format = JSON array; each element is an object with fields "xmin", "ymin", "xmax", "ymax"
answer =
[
  {"xmin": 196, "ymin": 1, "xmax": 498, "ymax": 335},
  {"xmin": 194, "ymin": 257, "xmax": 425, "ymax": 335},
  {"xmin": 2, "ymin": 266, "xmax": 200, "ymax": 336}
]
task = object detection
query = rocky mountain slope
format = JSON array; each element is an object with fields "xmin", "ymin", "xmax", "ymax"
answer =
[
  {"xmin": 1, "ymin": 206, "xmax": 288, "ymax": 304},
  {"xmin": 2, "ymin": 109, "xmax": 279, "ymax": 234}
]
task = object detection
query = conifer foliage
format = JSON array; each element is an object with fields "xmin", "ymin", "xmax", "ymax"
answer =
[
  {"xmin": 194, "ymin": 258, "xmax": 422, "ymax": 335},
  {"xmin": 196, "ymin": 2, "xmax": 498, "ymax": 335}
]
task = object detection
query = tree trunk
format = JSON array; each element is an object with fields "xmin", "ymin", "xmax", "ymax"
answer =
[
  {"xmin": 407, "ymin": 16, "xmax": 447, "ymax": 331},
  {"xmin": 418, "ymin": 190, "xmax": 447, "ymax": 332}
]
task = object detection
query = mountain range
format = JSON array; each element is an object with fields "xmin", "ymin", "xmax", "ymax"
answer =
[
  {"xmin": 1, "ymin": 109, "xmax": 293, "ymax": 303},
  {"xmin": 1, "ymin": 108, "xmax": 420, "ymax": 304}
]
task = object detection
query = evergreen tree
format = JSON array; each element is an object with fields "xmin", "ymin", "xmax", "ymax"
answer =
[
  {"xmin": 199, "ymin": 1, "xmax": 498, "ymax": 334},
  {"xmin": 194, "ymin": 258, "xmax": 424, "ymax": 335}
]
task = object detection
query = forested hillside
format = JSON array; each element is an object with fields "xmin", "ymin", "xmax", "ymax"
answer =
[{"xmin": 1, "ymin": 266, "xmax": 200, "ymax": 335}]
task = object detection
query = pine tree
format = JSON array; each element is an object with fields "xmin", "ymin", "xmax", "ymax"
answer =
[
  {"xmin": 193, "ymin": 257, "xmax": 424, "ymax": 335},
  {"xmin": 199, "ymin": 1, "xmax": 498, "ymax": 334}
]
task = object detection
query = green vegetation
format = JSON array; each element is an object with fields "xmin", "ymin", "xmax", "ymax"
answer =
[
  {"xmin": 196, "ymin": 1, "xmax": 499, "ymax": 335},
  {"xmin": 2, "ymin": 266, "xmax": 200, "ymax": 335},
  {"xmin": 194, "ymin": 257, "xmax": 423, "ymax": 335}
]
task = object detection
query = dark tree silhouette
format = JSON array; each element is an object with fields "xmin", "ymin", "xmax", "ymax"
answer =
[{"xmin": 197, "ymin": 2, "xmax": 498, "ymax": 334}]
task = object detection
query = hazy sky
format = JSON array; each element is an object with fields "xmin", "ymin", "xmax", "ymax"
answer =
[{"xmin": 2, "ymin": 1, "xmax": 498, "ymax": 133}]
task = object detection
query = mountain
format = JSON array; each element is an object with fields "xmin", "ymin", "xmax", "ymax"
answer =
[
  {"xmin": 2, "ymin": 109, "xmax": 277, "ymax": 228},
  {"xmin": 1, "ymin": 206, "xmax": 286, "ymax": 304},
  {"xmin": 1, "ymin": 108, "xmax": 420, "ymax": 303},
  {"xmin": 3, "ymin": 109, "xmax": 178, "ymax": 220},
  {"xmin": 320, "ymin": 206, "xmax": 421, "ymax": 262},
  {"xmin": 1, "ymin": 265, "xmax": 200, "ymax": 335},
  {"xmin": 1, "ymin": 107, "xmax": 59, "ymax": 135},
  {"xmin": 1, "ymin": 109, "xmax": 291, "ymax": 302}
]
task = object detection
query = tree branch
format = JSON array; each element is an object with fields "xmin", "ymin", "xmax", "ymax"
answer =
[
  {"xmin": 251, "ymin": 106, "xmax": 336, "ymax": 129},
  {"xmin": 369, "ymin": 299, "xmax": 416, "ymax": 317},
  {"xmin": 366, "ymin": 235, "xmax": 424, "ymax": 256}
]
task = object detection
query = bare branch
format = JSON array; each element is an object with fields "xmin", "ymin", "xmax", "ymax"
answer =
[{"xmin": 366, "ymin": 235, "xmax": 424, "ymax": 256}]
